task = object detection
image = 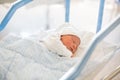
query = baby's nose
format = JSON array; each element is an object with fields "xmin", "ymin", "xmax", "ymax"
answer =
[
  {"xmin": 71, "ymin": 44, "xmax": 77, "ymax": 53},
  {"xmin": 73, "ymin": 43, "xmax": 77, "ymax": 48}
]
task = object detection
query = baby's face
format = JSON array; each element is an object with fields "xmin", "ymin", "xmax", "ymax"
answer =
[{"xmin": 60, "ymin": 34, "xmax": 80, "ymax": 56}]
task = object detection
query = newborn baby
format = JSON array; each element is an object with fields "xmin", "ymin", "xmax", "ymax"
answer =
[
  {"xmin": 42, "ymin": 23, "xmax": 81, "ymax": 57},
  {"xmin": 60, "ymin": 34, "xmax": 80, "ymax": 57}
]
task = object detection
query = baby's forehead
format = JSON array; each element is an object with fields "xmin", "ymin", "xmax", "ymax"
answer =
[
  {"xmin": 61, "ymin": 34, "xmax": 80, "ymax": 39},
  {"xmin": 61, "ymin": 34, "xmax": 80, "ymax": 43}
]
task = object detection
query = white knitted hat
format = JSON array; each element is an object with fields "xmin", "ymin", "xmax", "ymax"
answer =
[{"xmin": 56, "ymin": 23, "xmax": 80, "ymax": 37}]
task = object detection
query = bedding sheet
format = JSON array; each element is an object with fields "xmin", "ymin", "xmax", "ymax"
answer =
[
  {"xmin": 0, "ymin": 33, "xmax": 119, "ymax": 80},
  {"xmin": 0, "ymin": 34, "xmax": 79, "ymax": 80}
]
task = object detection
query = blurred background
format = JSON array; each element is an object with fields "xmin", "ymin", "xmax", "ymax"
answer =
[
  {"xmin": 0, "ymin": 0, "xmax": 120, "ymax": 80},
  {"xmin": 0, "ymin": 0, "xmax": 120, "ymax": 44},
  {"xmin": 0, "ymin": 0, "xmax": 119, "ymax": 39}
]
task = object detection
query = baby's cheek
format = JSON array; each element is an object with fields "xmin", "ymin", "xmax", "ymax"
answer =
[{"xmin": 64, "ymin": 41, "xmax": 72, "ymax": 47}]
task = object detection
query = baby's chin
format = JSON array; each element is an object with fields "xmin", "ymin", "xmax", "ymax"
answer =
[{"xmin": 71, "ymin": 51, "xmax": 77, "ymax": 58}]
